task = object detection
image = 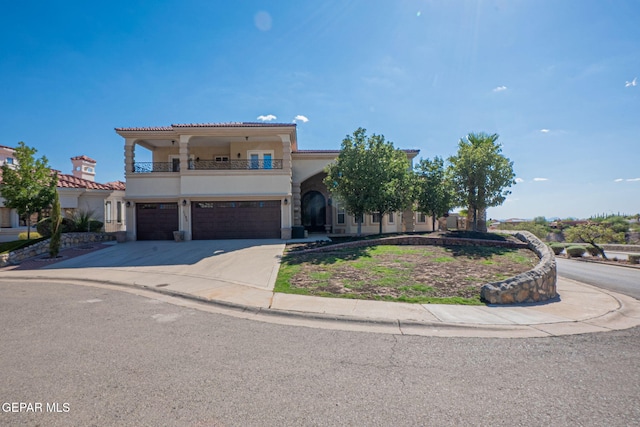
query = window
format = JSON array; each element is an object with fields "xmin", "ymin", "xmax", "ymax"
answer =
[
  {"xmin": 250, "ymin": 154, "xmax": 259, "ymax": 169},
  {"xmin": 388, "ymin": 212, "xmax": 394, "ymax": 224},
  {"xmin": 5, "ymin": 157, "xmax": 13, "ymax": 165},
  {"xmin": 337, "ymin": 205, "xmax": 345, "ymax": 224},
  {"xmin": 116, "ymin": 201, "xmax": 123, "ymax": 223},
  {"xmin": 417, "ymin": 212, "xmax": 427, "ymax": 223},
  {"xmin": 215, "ymin": 156, "xmax": 229, "ymax": 162},
  {"xmin": 247, "ymin": 151, "xmax": 274, "ymax": 169},
  {"xmin": 353, "ymin": 214, "xmax": 364, "ymax": 225},
  {"xmin": 372, "ymin": 212, "xmax": 381, "ymax": 223},
  {"xmin": 105, "ymin": 201, "xmax": 112, "ymax": 223}
]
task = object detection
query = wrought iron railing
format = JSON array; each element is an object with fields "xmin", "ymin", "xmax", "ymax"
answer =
[
  {"xmin": 132, "ymin": 162, "xmax": 176, "ymax": 173},
  {"xmin": 189, "ymin": 159, "xmax": 283, "ymax": 170},
  {"xmin": 132, "ymin": 159, "xmax": 283, "ymax": 173}
]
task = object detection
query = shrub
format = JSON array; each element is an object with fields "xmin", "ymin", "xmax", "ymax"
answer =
[
  {"xmin": 549, "ymin": 243, "xmax": 565, "ymax": 255},
  {"xmin": 629, "ymin": 254, "xmax": 640, "ymax": 265},
  {"xmin": 18, "ymin": 231, "xmax": 42, "ymax": 240},
  {"xmin": 88, "ymin": 220, "xmax": 104, "ymax": 232},
  {"xmin": 566, "ymin": 245, "xmax": 586, "ymax": 258},
  {"xmin": 36, "ymin": 217, "xmax": 75, "ymax": 237},
  {"xmin": 585, "ymin": 245, "xmax": 600, "ymax": 256}
]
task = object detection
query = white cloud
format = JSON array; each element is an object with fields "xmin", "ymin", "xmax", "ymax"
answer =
[
  {"xmin": 293, "ymin": 115, "xmax": 309, "ymax": 123},
  {"xmin": 493, "ymin": 86, "xmax": 507, "ymax": 92},
  {"xmin": 627, "ymin": 178, "xmax": 640, "ymax": 182},
  {"xmin": 533, "ymin": 178, "xmax": 549, "ymax": 182},
  {"xmin": 515, "ymin": 178, "xmax": 524, "ymax": 183},
  {"xmin": 254, "ymin": 11, "xmax": 272, "ymax": 32},
  {"xmin": 625, "ymin": 77, "xmax": 637, "ymax": 87},
  {"xmin": 257, "ymin": 114, "xmax": 277, "ymax": 122},
  {"xmin": 540, "ymin": 129, "xmax": 550, "ymax": 133},
  {"xmin": 614, "ymin": 178, "xmax": 624, "ymax": 182}
]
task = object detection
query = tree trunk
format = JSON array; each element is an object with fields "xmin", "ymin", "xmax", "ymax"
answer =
[
  {"xmin": 357, "ymin": 217, "xmax": 362, "ymax": 236},
  {"xmin": 472, "ymin": 208, "xmax": 478, "ymax": 232},
  {"xmin": 379, "ymin": 212, "xmax": 383, "ymax": 235},
  {"xmin": 27, "ymin": 214, "xmax": 31, "ymax": 240},
  {"xmin": 431, "ymin": 212, "xmax": 437, "ymax": 232}
]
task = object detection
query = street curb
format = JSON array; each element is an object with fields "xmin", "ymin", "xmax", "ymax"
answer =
[{"xmin": 2, "ymin": 274, "xmax": 635, "ymax": 336}]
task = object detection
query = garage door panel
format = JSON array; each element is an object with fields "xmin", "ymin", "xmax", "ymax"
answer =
[
  {"xmin": 136, "ymin": 203, "xmax": 178, "ymax": 240},
  {"xmin": 192, "ymin": 201, "xmax": 280, "ymax": 239}
]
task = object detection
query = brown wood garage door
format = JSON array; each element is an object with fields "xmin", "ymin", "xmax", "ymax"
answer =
[
  {"xmin": 136, "ymin": 203, "xmax": 179, "ymax": 240},
  {"xmin": 192, "ymin": 201, "xmax": 281, "ymax": 240}
]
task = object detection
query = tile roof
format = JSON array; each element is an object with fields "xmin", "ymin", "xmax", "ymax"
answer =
[
  {"xmin": 105, "ymin": 180, "xmax": 126, "ymax": 191},
  {"xmin": 115, "ymin": 122, "xmax": 297, "ymax": 131},
  {"xmin": 70, "ymin": 155, "xmax": 97, "ymax": 163},
  {"xmin": 57, "ymin": 173, "xmax": 125, "ymax": 191}
]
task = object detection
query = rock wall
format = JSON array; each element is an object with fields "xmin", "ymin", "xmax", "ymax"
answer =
[
  {"xmin": 0, "ymin": 233, "xmax": 115, "ymax": 267},
  {"xmin": 480, "ymin": 231, "xmax": 558, "ymax": 304}
]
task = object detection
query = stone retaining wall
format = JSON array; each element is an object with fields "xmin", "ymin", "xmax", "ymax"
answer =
[
  {"xmin": 480, "ymin": 231, "xmax": 557, "ymax": 304},
  {"xmin": 291, "ymin": 232, "xmax": 557, "ymax": 305},
  {"xmin": 0, "ymin": 233, "xmax": 115, "ymax": 267},
  {"xmin": 293, "ymin": 235, "xmax": 528, "ymax": 255}
]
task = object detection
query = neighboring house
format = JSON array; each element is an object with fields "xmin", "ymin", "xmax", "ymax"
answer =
[
  {"xmin": 116, "ymin": 122, "xmax": 433, "ymax": 241},
  {"xmin": 0, "ymin": 148, "xmax": 125, "ymax": 241}
]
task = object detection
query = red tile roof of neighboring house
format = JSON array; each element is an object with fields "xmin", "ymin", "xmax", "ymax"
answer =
[
  {"xmin": 70, "ymin": 155, "xmax": 97, "ymax": 163},
  {"xmin": 105, "ymin": 180, "xmax": 126, "ymax": 191},
  {"xmin": 115, "ymin": 122, "xmax": 297, "ymax": 131},
  {"xmin": 56, "ymin": 173, "xmax": 125, "ymax": 191}
]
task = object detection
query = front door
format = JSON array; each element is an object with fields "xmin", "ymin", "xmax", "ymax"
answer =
[{"xmin": 302, "ymin": 191, "xmax": 326, "ymax": 232}]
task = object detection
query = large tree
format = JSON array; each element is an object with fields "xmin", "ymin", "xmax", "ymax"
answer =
[
  {"xmin": 447, "ymin": 133, "xmax": 516, "ymax": 232},
  {"xmin": 324, "ymin": 127, "xmax": 413, "ymax": 235},
  {"xmin": 414, "ymin": 156, "xmax": 452, "ymax": 231},
  {"xmin": 0, "ymin": 142, "xmax": 57, "ymax": 238}
]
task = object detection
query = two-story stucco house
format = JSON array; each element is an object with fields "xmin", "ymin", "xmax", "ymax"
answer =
[
  {"xmin": 116, "ymin": 122, "xmax": 432, "ymax": 241},
  {"xmin": 0, "ymin": 147, "xmax": 126, "ymax": 241}
]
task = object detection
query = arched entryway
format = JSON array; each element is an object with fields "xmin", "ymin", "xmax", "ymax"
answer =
[{"xmin": 301, "ymin": 191, "xmax": 326, "ymax": 232}]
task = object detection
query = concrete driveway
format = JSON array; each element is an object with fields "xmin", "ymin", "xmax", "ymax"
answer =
[{"xmin": 40, "ymin": 240, "xmax": 286, "ymax": 290}]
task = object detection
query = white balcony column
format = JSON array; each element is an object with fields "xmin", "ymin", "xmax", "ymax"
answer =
[
  {"xmin": 279, "ymin": 133, "xmax": 292, "ymax": 171},
  {"xmin": 124, "ymin": 138, "xmax": 136, "ymax": 175},
  {"xmin": 179, "ymin": 135, "xmax": 191, "ymax": 172}
]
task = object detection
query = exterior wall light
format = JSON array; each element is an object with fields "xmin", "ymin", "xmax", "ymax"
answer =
[
  {"xmin": 182, "ymin": 200, "xmax": 188, "ymax": 206},
  {"xmin": 125, "ymin": 201, "xmax": 131, "ymax": 208}
]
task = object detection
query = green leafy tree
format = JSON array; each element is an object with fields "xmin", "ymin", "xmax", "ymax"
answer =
[
  {"xmin": 564, "ymin": 223, "xmax": 625, "ymax": 259},
  {"xmin": 324, "ymin": 128, "xmax": 413, "ymax": 235},
  {"xmin": 447, "ymin": 132, "xmax": 516, "ymax": 232},
  {"xmin": 0, "ymin": 142, "xmax": 57, "ymax": 239},
  {"xmin": 414, "ymin": 156, "xmax": 452, "ymax": 231},
  {"xmin": 49, "ymin": 185, "xmax": 62, "ymax": 258}
]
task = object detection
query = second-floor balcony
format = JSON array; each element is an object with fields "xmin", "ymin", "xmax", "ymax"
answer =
[{"xmin": 132, "ymin": 159, "xmax": 283, "ymax": 174}]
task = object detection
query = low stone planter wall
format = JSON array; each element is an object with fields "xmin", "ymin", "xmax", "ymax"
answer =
[
  {"xmin": 480, "ymin": 231, "xmax": 557, "ymax": 304},
  {"xmin": 292, "ymin": 235, "xmax": 528, "ymax": 255},
  {"xmin": 0, "ymin": 233, "xmax": 115, "ymax": 267}
]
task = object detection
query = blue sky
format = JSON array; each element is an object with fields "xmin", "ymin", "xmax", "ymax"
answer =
[{"xmin": 1, "ymin": 0, "xmax": 638, "ymax": 220}]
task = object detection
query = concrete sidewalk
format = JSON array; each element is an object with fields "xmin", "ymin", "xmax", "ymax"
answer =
[{"xmin": 1, "ymin": 240, "xmax": 639, "ymax": 338}]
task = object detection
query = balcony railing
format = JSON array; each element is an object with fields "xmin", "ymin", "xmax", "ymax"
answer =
[
  {"xmin": 190, "ymin": 159, "xmax": 283, "ymax": 170},
  {"xmin": 132, "ymin": 162, "xmax": 175, "ymax": 173},
  {"xmin": 132, "ymin": 159, "xmax": 283, "ymax": 173}
]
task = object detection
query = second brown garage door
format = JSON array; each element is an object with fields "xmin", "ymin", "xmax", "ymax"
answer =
[{"xmin": 191, "ymin": 201, "xmax": 281, "ymax": 240}]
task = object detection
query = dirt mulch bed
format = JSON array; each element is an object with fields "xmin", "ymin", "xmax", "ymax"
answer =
[{"xmin": 280, "ymin": 244, "xmax": 539, "ymax": 302}]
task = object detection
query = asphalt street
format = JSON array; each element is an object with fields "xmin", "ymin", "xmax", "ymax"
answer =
[
  {"xmin": 1, "ymin": 281, "xmax": 639, "ymax": 427},
  {"xmin": 556, "ymin": 258, "xmax": 640, "ymax": 299}
]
